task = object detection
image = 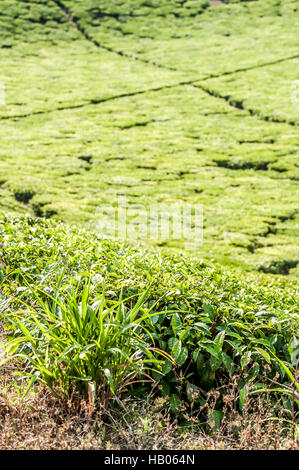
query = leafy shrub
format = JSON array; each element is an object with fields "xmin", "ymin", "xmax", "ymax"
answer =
[{"xmin": 12, "ymin": 186, "xmax": 36, "ymax": 204}]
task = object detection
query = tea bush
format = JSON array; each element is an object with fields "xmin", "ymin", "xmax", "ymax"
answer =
[{"xmin": 1, "ymin": 215, "xmax": 298, "ymax": 415}]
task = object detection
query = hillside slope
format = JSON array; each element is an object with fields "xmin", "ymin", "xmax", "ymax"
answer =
[
  {"xmin": 1, "ymin": 215, "xmax": 298, "ymax": 398},
  {"xmin": 0, "ymin": 0, "xmax": 298, "ymax": 275}
]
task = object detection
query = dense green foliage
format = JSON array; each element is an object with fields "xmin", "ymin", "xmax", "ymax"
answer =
[
  {"xmin": 1, "ymin": 216, "xmax": 298, "ymax": 414},
  {"xmin": 0, "ymin": 0, "xmax": 298, "ymax": 275},
  {"xmin": 4, "ymin": 280, "xmax": 172, "ymax": 403},
  {"xmin": 0, "ymin": 0, "xmax": 298, "ymax": 431}
]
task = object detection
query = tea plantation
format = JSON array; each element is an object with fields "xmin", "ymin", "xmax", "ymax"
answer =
[{"xmin": 0, "ymin": 0, "xmax": 298, "ymax": 448}]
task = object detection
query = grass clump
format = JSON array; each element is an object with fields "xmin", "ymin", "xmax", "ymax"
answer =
[
  {"xmin": 11, "ymin": 186, "xmax": 36, "ymax": 204},
  {"xmin": 4, "ymin": 279, "xmax": 173, "ymax": 407}
]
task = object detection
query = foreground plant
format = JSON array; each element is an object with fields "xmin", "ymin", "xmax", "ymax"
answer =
[{"xmin": 3, "ymin": 278, "xmax": 173, "ymax": 406}]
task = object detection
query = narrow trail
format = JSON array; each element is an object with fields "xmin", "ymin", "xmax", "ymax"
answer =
[
  {"xmin": 2, "ymin": 0, "xmax": 298, "ymax": 130},
  {"xmin": 2, "ymin": 74, "xmax": 298, "ymax": 128},
  {"xmin": 198, "ymin": 53, "xmax": 299, "ymax": 82}
]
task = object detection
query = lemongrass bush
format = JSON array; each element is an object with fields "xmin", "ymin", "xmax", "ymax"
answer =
[
  {"xmin": 0, "ymin": 215, "xmax": 298, "ymax": 415},
  {"xmin": 2, "ymin": 278, "xmax": 174, "ymax": 402}
]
